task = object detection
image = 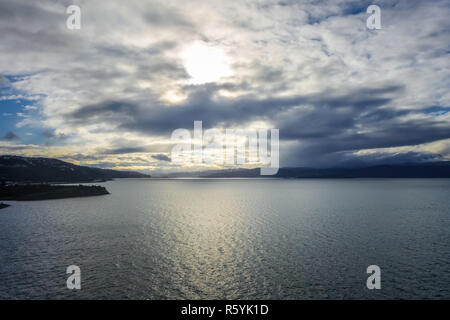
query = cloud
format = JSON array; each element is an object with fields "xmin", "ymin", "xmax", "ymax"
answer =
[
  {"xmin": 102, "ymin": 146, "xmax": 149, "ymax": 155},
  {"xmin": 0, "ymin": 143, "xmax": 40, "ymax": 152},
  {"xmin": 2, "ymin": 131, "xmax": 19, "ymax": 141},
  {"xmin": 65, "ymin": 84, "xmax": 404, "ymax": 136},
  {"xmin": 1, "ymin": 0, "xmax": 449, "ymax": 169},
  {"xmin": 43, "ymin": 130, "xmax": 67, "ymax": 139},
  {"xmin": 0, "ymin": 75, "xmax": 10, "ymax": 87},
  {"xmin": 152, "ymin": 154, "xmax": 171, "ymax": 162}
]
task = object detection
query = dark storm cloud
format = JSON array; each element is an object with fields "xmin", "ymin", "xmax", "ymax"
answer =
[
  {"xmin": 276, "ymin": 88, "xmax": 409, "ymax": 141},
  {"xmin": 283, "ymin": 116, "xmax": 450, "ymax": 167},
  {"xmin": 2, "ymin": 131, "xmax": 19, "ymax": 141},
  {"xmin": 66, "ymin": 84, "xmax": 404, "ymax": 137},
  {"xmin": 353, "ymin": 151, "xmax": 443, "ymax": 166},
  {"xmin": 62, "ymin": 82, "xmax": 450, "ymax": 167},
  {"xmin": 68, "ymin": 101, "xmax": 139, "ymax": 125},
  {"xmin": 151, "ymin": 154, "xmax": 171, "ymax": 162},
  {"xmin": 65, "ymin": 89, "xmax": 305, "ymax": 133}
]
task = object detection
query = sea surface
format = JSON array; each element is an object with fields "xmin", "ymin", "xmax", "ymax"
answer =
[{"xmin": 1, "ymin": 179, "xmax": 450, "ymax": 299}]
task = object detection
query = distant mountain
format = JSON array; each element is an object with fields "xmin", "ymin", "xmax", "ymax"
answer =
[
  {"xmin": 0, "ymin": 155, "xmax": 150, "ymax": 183},
  {"xmin": 165, "ymin": 162, "xmax": 450, "ymax": 178},
  {"xmin": 275, "ymin": 163, "xmax": 450, "ymax": 178}
]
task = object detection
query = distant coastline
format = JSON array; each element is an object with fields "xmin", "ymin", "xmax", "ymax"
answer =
[
  {"xmin": 160, "ymin": 162, "xmax": 450, "ymax": 179},
  {"xmin": 0, "ymin": 184, "xmax": 109, "ymax": 202},
  {"xmin": 0, "ymin": 155, "xmax": 150, "ymax": 184},
  {"xmin": 0, "ymin": 202, "xmax": 10, "ymax": 210}
]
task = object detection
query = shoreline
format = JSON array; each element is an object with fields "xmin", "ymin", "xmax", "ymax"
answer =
[
  {"xmin": 0, "ymin": 202, "xmax": 10, "ymax": 210},
  {"xmin": 0, "ymin": 184, "xmax": 110, "ymax": 202}
]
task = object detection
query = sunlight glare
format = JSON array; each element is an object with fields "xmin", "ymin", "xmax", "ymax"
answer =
[{"xmin": 181, "ymin": 42, "xmax": 232, "ymax": 85}]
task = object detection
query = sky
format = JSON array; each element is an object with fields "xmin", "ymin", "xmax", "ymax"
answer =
[{"xmin": 0, "ymin": 0, "xmax": 449, "ymax": 173}]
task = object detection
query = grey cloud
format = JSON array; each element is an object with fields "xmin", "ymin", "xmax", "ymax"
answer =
[
  {"xmin": 0, "ymin": 75, "xmax": 10, "ymax": 87},
  {"xmin": 68, "ymin": 101, "xmax": 139, "ymax": 126},
  {"xmin": 0, "ymin": 144, "xmax": 39, "ymax": 152},
  {"xmin": 152, "ymin": 154, "xmax": 171, "ymax": 162},
  {"xmin": 88, "ymin": 161, "xmax": 151, "ymax": 169},
  {"xmin": 59, "ymin": 154, "xmax": 102, "ymax": 162},
  {"xmin": 1, "ymin": 0, "xmax": 450, "ymax": 168},
  {"xmin": 319, "ymin": 150, "xmax": 443, "ymax": 169},
  {"xmin": 43, "ymin": 130, "xmax": 67, "ymax": 139},
  {"xmin": 351, "ymin": 151, "xmax": 444, "ymax": 166},
  {"xmin": 66, "ymin": 84, "xmax": 404, "ymax": 137},
  {"xmin": 86, "ymin": 162, "xmax": 118, "ymax": 169},
  {"xmin": 2, "ymin": 131, "xmax": 19, "ymax": 141},
  {"xmin": 100, "ymin": 142, "xmax": 173, "ymax": 155},
  {"xmin": 282, "ymin": 119, "xmax": 450, "ymax": 167},
  {"xmin": 142, "ymin": 5, "xmax": 194, "ymax": 28},
  {"xmin": 103, "ymin": 147, "xmax": 149, "ymax": 155},
  {"xmin": 63, "ymin": 81, "xmax": 450, "ymax": 167}
]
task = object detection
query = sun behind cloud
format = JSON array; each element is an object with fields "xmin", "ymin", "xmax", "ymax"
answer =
[{"xmin": 181, "ymin": 41, "xmax": 232, "ymax": 85}]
